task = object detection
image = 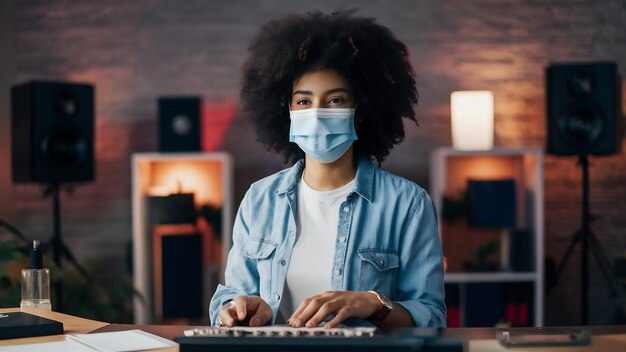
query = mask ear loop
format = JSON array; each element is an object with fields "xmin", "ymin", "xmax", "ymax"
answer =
[{"xmin": 353, "ymin": 103, "xmax": 363, "ymax": 122}]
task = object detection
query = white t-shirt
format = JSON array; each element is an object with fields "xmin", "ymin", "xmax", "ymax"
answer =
[{"xmin": 277, "ymin": 176, "xmax": 355, "ymax": 321}]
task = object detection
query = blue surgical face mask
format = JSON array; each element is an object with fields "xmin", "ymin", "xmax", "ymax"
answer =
[{"xmin": 289, "ymin": 107, "xmax": 358, "ymax": 163}]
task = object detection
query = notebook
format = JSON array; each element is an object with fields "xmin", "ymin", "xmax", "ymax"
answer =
[{"xmin": 0, "ymin": 311, "xmax": 64, "ymax": 340}]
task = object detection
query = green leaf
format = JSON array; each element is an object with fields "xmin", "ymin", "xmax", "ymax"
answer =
[{"xmin": 0, "ymin": 242, "xmax": 20, "ymax": 263}]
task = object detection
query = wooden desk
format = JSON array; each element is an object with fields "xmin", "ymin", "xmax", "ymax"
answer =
[
  {"xmin": 0, "ymin": 307, "xmax": 108, "ymax": 347},
  {"xmin": 0, "ymin": 307, "xmax": 178, "ymax": 351},
  {"xmin": 2, "ymin": 307, "xmax": 626, "ymax": 351},
  {"xmin": 96, "ymin": 324, "xmax": 626, "ymax": 352},
  {"xmin": 441, "ymin": 326, "xmax": 626, "ymax": 351}
]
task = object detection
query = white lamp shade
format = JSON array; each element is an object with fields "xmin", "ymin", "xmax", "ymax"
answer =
[{"xmin": 450, "ymin": 90, "xmax": 494, "ymax": 150}]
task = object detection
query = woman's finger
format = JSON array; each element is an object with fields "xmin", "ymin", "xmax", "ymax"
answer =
[
  {"xmin": 291, "ymin": 296, "xmax": 328, "ymax": 327},
  {"xmin": 233, "ymin": 296, "xmax": 249, "ymax": 321},
  {"xmin": 305, "ymin": 300, "xmax": 341, "ymax": 328},
  {"xmin": 324, "ymin": 307, "xmax": 350, "ymax": 328},
  {"xmin": 248, "ymin": 302, "xmax": 273, "ymax": 327},
  {"xmin": 219, "ymin": 304, "xmax": 238, "ymax": 327},
  {"xmin": 288, "ymin": 295, "xmax": 317, "ymax": 326}
]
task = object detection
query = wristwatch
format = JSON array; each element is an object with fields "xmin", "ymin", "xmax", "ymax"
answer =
[{"xmin": 368, "ymin": 291, "xmax": 393, "ymax": 322}]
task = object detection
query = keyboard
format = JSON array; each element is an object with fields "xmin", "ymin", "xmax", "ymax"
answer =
[
  {"xmin": 174, "ymin": 326, "xmax": 463, "ymax": 352},
  {"xmin": 183, "ymin": 326, "xmax": 376, "ymax": 337}
]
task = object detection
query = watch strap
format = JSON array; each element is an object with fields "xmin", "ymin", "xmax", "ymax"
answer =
[{"xmin": 367, "ymin": 291, "xmax": 392, "ymax": 323}]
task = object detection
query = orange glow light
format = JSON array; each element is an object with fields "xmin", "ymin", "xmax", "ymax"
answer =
[{"xmin": 147, "ymin": 160, "xmax": 223, "ymax": 206}]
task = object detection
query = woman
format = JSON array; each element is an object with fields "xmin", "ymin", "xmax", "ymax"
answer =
[{"xmin": 209, "ymin": 10, "xmax": 446, "ymax": 328}]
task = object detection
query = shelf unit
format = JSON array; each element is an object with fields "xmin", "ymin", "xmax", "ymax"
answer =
[
  {"xmin": 430, "ymin": 147, "xmax": 544, "ymax": 327},
  {"xmin": 131, "ymin": 152, "xmax": 233, "ymax": 324}
]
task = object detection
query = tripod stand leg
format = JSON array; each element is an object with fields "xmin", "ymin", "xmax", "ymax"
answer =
[
  {"xmin": 50, "ymin": 183, "xmax": 64, "ymax": 312},
  {"xmin": 550, "ymin": 229, "xmax": 582, "ymax": 292},
  {"xmin": 588, "ymin": 233, "xmax": 626, "ymax": 319},
  {"xmin": 60, "ymin": 241, "xmax": 91, "ymax": 283},
  {"xmin": 45, "ymin": 182, "xmax": 91, "ymax": 312}
]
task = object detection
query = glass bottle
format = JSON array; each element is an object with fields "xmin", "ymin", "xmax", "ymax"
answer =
[{"xmin": 20, "ymin": 240, "xmax": 51, "ymax": 310}]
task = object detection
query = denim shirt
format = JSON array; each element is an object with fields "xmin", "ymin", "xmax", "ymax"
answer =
[{"xmin": 209, "ymin": 156, "xmax": 446, "ymax": 327}]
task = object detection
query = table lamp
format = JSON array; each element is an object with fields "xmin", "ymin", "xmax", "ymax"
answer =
[{"xmin": 451, "ymin": 90, "xmax": 494, "ymax": 150}]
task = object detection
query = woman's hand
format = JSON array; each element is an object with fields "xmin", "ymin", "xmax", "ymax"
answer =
[
  {"xmin": 288, "ymin": 291, "xmax": 380, "ymax": 328},
  {"xmin": 218, "ymin": 295, "xmax": 272, "ymax": 327}
]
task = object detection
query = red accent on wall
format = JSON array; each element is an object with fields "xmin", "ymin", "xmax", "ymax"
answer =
[{"xmin": 201, "ymin": 99, "xmax": 237, "ymax": 152}]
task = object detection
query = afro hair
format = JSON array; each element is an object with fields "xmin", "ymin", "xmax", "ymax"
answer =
[{"xmin": 240, "ymin": 9, "xmax": 418, "ymax": 164}]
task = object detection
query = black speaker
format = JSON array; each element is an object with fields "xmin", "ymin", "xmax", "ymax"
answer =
[
  {"xmin": 11, "ymin": 81, "xmax": 95, "ymax": 183},
  {"xmin": 158, "ymin": 97, "xmax": 201, "ymax": 152},
  {"xmin": 546, "ymin": 62, "xmax": 621, "ymax": 155},
  {"xmin": 162, "ymin": 233, "xmax": 203, "ymax": 318}
]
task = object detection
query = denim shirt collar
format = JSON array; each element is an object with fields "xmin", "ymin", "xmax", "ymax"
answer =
[{"xmin": 275, "ymin": 155, "xmax": 374, "ymax": 203}]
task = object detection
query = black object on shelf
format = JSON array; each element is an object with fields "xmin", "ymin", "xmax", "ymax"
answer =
[
  {"xmin": 467, "ymin": 179, "xmax": 516, "ymax": 229},
  {"xmin": 465, "ymin": 283, "xmax": 504, "ymax": 327},
  {"xmin": 148, "ymin": 193, "xmax": 196, "ymax": 226},
  {"xmin": 445, "ymin": 284, "xmax": 461, "ymax": 328},
  {"xmin": 162, "ymin": 233, "xmax": 203, "ymax": 319},
  {"xmin": 510, "ymin": 229, "xmax": 532, "ymax": 272},
  {"xmin": 504, "ymin": 283, "xmax": 533, "ymax": 327}
]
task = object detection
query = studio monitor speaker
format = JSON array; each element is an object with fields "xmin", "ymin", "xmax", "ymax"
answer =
[
  {"xmin": 11, "ymin": 81, "xmax": 95, "ymax": 183},
  {"xmin": 158, "ymin": 97, "xmax": 201, "ymax": 152},
  {"xmin": 546, "ymin": 62, "xmax": 621, "ymax": 156}
]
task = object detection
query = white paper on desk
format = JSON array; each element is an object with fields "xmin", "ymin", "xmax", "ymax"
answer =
[
  {"xmin": 67, "ymin": 329, "xmax": 175, "ymax": 352},
  {"xmin": 0, "ymin": 338, "xmax": 95, "ymax": 352}
]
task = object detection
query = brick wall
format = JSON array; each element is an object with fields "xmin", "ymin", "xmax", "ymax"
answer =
[{"xmin": 2, "ymin": 0, "xmax": 625, "ymax": 325}]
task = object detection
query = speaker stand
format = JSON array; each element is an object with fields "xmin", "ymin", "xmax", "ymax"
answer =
[
  {"xmin": 551, "ymin": 155, "xmax": 626, "ymax": 324},
  {"xmin": 43, "ymin": 182, "xmax": 90, "ymax": 312}
]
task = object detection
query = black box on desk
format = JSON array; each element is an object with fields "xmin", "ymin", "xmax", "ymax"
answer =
[{"xmin": 0, "ymin": 312, "xmax": 63, "ymax": 340}]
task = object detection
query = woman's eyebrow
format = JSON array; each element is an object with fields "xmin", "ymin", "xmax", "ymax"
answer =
[
  {"xmin": 325, "ymin": 87, "xmax": 351, "ymax": 95},
  {"xmin": 292, "ymin": 87, "xmax": 351, "ymax": 96}
]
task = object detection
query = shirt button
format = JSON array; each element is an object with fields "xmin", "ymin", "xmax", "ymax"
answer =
[
  {"xmin": 343, "ymin": 207, "xmax": 350, "ymax": 212},
  {"xmin": 275, "ymin": 293, "xmax": 280, "ymax": 300},
  {"xmin": 280, "ymin": 259, "xmax": 286, "ymax": 266},
  {"xmin": 339, "ymin": 237, "xmax": 346, "ymax": 243},
  {"xmin": 289, "ymin": 231, "xmax": 295, "ymax": 237},
  {"xmin": 380, "ymin": 260, "xmax": 385, "ymax": 266},
  {"xmin": 334, "ymin": 269, "xmax": 342, "ymax": 276}
]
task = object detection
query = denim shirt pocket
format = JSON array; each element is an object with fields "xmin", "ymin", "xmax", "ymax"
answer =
[
  {"xmin": 241, "ymin": 238, "xmax": 279, "ymax": 297},
  {"xmin": 356, "ymin": 249, "xmax": 399, "ymax": 294}
]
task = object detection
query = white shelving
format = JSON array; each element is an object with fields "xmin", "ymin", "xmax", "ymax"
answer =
[
  {"xmin": 430, "ymin": 147, "xmax": 544, "ymax": 327},
  {"xmin": 131, "ymin": 152, "xmax": 233, "ymax": 324},
  {"xmin": 444, "ymin": 272, "xmax": 537, "ymax": 283}
]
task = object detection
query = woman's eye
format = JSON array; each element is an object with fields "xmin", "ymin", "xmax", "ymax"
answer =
[
  {"xmin": 328, "ymin": 97, "xmax": 345, "ymax": 105},
  {"xmin": 296, "ymin": 99, "xmax": 310, "ymax": 105}
]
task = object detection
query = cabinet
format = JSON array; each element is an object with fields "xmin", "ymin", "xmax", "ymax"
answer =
[
  {"xmin": 131, "ymin": 152, "xmax": 233, "ymax": 324},
  {"xmin": 429, "ymin": 147, "xmax": 544, "ymax": 327}
]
